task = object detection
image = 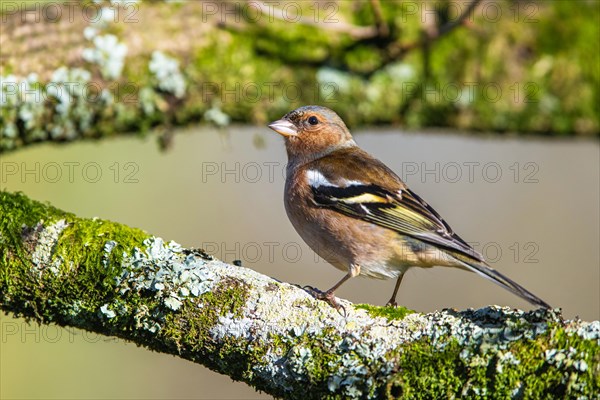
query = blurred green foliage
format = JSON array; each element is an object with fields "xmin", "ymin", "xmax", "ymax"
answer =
[
  {"xmin": 208, "ymin": 0, "xmax": 599, "ymax": 135},
  {"xmin": 1, "ymin": 0, "xmax": 598, "ymax": 152}
]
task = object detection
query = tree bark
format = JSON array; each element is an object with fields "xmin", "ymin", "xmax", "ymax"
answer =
[{"xmin": 0, "ymin": 190, "xmax": 598, "ymax": 399}]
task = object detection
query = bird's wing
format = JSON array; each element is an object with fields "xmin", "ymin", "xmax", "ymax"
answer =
[
  {"xmin": 305, "ymin": 148, "xmax": 551, "ymax": 308},
  {"xmin": 307, "ymin": 151, "xmax": 484, "ymax": 263}
]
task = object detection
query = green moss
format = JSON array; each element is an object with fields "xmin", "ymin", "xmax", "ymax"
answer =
[
  {"xmin": 53, "ymin": 217, "xmax": 147, "ymax": 281},
  {"xmin": 242, "ymin": 326, "xmax": 351, "ymax": 400},
  {"xmin": 163, "ymin": 278, "xmax": 250, "ymax": 356},
  {"xmin": 386, "ymin": 323, "xmax": 599, "ymax": 399},
  {"xmin": 387, "ymin": 339, "xmax": 464, "ymax": 398},
  {"xmin": 295, "ymin": 327, "xmax": 341, "ymax": 378},
  {"xmin": 0, "ymin": 190, "xmax": 151, "ymax": 325},
  {"xmin": 49, "ymin": 218, "xmax": 148, "ymax": 323},
  {"xmin": 0, "ymin": 191, "xmax": 72, "ymax": 313},
  {"xmin": 0, "ymin": 191, "xmax": 68, "ymax": 258},
  {"xmin": 355, "ymin": 303, "xmax": 415, "ymax": 321}
]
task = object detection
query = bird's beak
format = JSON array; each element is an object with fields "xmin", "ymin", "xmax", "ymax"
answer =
[{"xmin": 268, "ymin": 119, "xmax": 298, "ymax": 137}]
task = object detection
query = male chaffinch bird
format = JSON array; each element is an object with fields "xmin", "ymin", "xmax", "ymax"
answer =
[{"xmin": 268, "ymin": 105, "xmax": 551, "ymax": 310}]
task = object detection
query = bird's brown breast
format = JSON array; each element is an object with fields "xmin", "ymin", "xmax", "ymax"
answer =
[{"xmin": 284, "ymin": 166, "xmax": 399, "ymax": 273}]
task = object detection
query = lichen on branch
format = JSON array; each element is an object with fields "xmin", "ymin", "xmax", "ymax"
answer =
[{"xmin": 0, "ymin": 191, "xmax": 598, "ymax": 399}]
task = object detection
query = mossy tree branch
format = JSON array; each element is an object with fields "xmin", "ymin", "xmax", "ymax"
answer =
[{"xmin": 0, "ymin": 190, "xmax": 598, "ymax": 399}]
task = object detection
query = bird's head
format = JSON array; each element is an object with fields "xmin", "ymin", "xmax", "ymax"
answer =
[{"xmin": 268, "ymin": 106, "xmax": 355, "ymax": 161}]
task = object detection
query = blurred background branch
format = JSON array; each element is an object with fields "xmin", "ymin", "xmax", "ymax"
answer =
[
  {"xmin": 1, "ymin": 0, "xmax": 598, "ymax": 153},
  {"xmin": 223, "ymin": 0, "xmax": 483, "ymax": 74},
  {"xmin": 225, "ymin": 0, "xmax": 380, "ymax": 39},
  {"xmin": 0, "ymin": 190, "xmax": 597, "ymax": 399}
]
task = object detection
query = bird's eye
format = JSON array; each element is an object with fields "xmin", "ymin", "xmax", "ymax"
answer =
[{"xmin": 308, "ymin": 116, "xmax": 319, "ymax": 125}]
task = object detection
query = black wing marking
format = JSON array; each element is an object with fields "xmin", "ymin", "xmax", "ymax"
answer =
[{"xmin": 311, "ymin": 183, "xmax": 484, "ymax": 262}]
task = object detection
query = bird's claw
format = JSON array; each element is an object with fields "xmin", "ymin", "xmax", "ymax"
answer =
[
  {"xmin": 386, "ymin": 300, "xmax": 398, "ymax": 307},
  {"xmin": 302, "ymin": 285, "xmax": 326, "ymax": 299},
  {"xmin": 302, "ymin": 286, "xmax": 347, "ymax": 316},
  {"xmin": 302, "ymin": 284, "xmax": 318, "ymax": 292}
]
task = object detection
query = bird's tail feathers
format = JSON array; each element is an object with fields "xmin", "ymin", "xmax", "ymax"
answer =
[{"xmin": 453, "ymin": 255, "xmax": 551, "ymax": 309}]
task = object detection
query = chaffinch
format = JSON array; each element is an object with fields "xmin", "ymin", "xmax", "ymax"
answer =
[{"xmin": 268, "ymin": 105, "xmax": 550, "ymax": 310}]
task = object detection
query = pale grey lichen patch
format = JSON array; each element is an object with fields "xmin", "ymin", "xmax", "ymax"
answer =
[
  {"xmin": 571, "ymin": 320, "xmax": 600, "ymax": 341},
  {"xmin": 496, "ymin": 351, "xmax": 520, "ymax": 373},
  {"xmin": 100, "ymin": 303, "xmax": 116, "ymax": 319},
  {"xmin": 117, "ymin": 237, "xmax": 216, "ymax": 301},
  {"xmin": 30, "ymin": 219, "xmax": 68, "ymax": 275},
  {"xmin": 545, "ymin": 347, "xmax": 589, "ymax": 370},
  {"xmin": 102, "ymin": 240, "xmax": 117, "ymax": 269},
  {"xmin": 133, "ymin": 304, "xmax": 161, "ymax": 333},
  {"xmin": 212, "ymin": 312, "xmax": 254, "ymax": 340},
  {"xmin": 573, "ymin": 359, "xmax": 588, "ymax": 372},
  {"xmin": 416, "ymin": 306, "xmax": 557, "ymax": 352},
  {"xmin": 190, "ymin": 262, "xmax": 403, "ymax": 396},
  {"xmin": 196, "ymin": 267, "xmax": 417, "ymax": 397},
  {"xmin": 102, "ymin": 236, "xmax": 220, "ymax": 332},
  {"xmin": 164, "ymin": 295, "xmax": 183, "ymax": 311},
  {"xmin": 68, "ymin": 300, "xmax": 84, "ymax": 317}
]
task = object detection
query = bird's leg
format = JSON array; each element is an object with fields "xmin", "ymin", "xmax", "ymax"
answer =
[
  {"xmin": 386, "ymin": 272, "xmax": 405, "ymax": 307},
  {"xmin": 308, "ymin": 264, "xmax": 360, "ymax": 311}
]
